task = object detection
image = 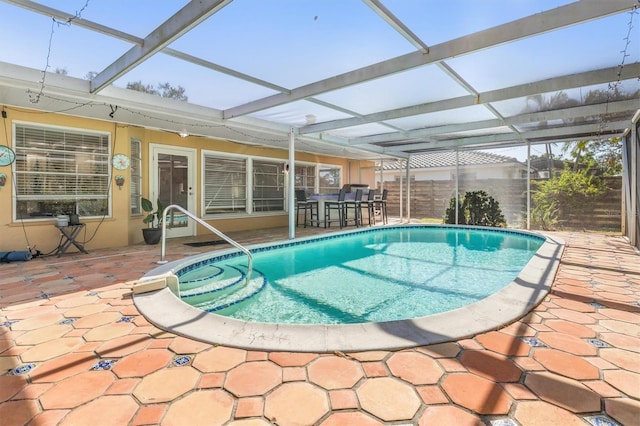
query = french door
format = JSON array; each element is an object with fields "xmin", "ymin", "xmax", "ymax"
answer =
[{"xmin": 149, "ymin": 144, "xmax": 196, "ymax": 238}]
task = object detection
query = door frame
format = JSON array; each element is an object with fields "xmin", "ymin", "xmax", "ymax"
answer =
[{"xmin": 149, "ymin": 144, "xmax": 197, "ymax": 238}]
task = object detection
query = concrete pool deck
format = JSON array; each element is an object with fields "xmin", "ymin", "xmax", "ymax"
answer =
[
  {"xmin": 134, "ymin": 226, "xmax": 564, "ymax": 353},
  {"xmin": 1, "ymin": 222, "xmax": 639, "ymax": 425}
]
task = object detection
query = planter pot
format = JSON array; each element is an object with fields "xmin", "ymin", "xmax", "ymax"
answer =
[{"xmin": 142, "ymin": 228, "xmax": 162, "ymax": 245}]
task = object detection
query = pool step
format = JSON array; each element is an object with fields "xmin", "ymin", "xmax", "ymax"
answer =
[{"xmin": 179, "ymin": 265, "xmax": 266, "ymax": 310}]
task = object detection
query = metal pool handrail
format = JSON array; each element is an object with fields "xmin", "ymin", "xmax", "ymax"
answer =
[{"xmin": 158, "ymin": 205, "xmax": 253, "ymax": 286}]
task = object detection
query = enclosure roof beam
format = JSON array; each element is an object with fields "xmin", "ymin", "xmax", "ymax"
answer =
[
  {"xmin": 224, "ymin": 0, "xmax": 634, "ymax": 119},
  {"xmin": 302, "ymin": 63, "xmax": 640, "ymax": 135},
  {"xmin": 90, "ymin": 0, "xmax": 233, "ymax": 93}
]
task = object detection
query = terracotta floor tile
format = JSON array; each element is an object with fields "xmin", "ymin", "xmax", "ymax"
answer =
[
  {"xmin": 599, "ymin": 332, "xmax": 640, "ymax": 353},
  {"xmin": 362, "ymin": 361, "xmax": 388, "ymax": 377},
  {"xmin": 131, "ymin": 404, "xmax": 168, "ymax": 426},
  {"xmin": 0, "ymin": 374, "xmax": 28, "ymax": 403},
  {"xmin": 475, "ymin": 331, "xmax": 531, "ymax": 356},
  {"xmin": 416, "ymin": 342, "xmax": 461, "ymax": 358},
  {"xmin": 15, "ymin": 324, "xmax": 71, "ymax": 346},
  {"xmin": 30, "ymin": 352, "xmax": 97, "ymax": 383},
  {"xmin": 162, "ymin": 390, "xmax": 234, "ymax": 426},
  {"xmin": 346, "ymin": 351, "xmax": 389, "ymax": 362},
  {"xmin": 600, "ymin": 348, "xmax": 640, "ymax": 373},
  {"xmin": 71, "ymin": 311, "xmax": 121, "ymax": 329},
  {"xmin": 329, "ymin": 389, "xmax": 359, "ymax": 410},
  {"xmin": 112, "ymin": 348, "xmax": 173, "ymax": 378},
  {"xmin": 193, "ymin": 346, "xmax": 247, "ymax": 372},
  {"xmin": 62, "ymin": 302, "xmax": 108, "ymax": 318},
  {"xmin": 441, "ymin": 373, "xmax": 512, "ymax": 415},
  {"xmin": 282, "ymin": 366, "xmax": 306, "ymax": 382},
  {"xmin": 502, "ymin": 383, "xmax": 538, "ymax": 400},
  {"xmin": 168, "ymin": 335, "xmax": 211, "ymax": 354},
  {"xmin": 13, "ymin": 382, "xmax": 52, "ymax": 400},
  {"xmin": 599, "ymin": 319, "xmax": 640, "ymax": 335},
  {"xmin": 459, "ymin": 350, "xmax": 522, "ymax": 382},
  {"xmin": 29, "ymin": 409, "xmax": 70, "ymax": 426},
  {"xmin": 551, "ymin": 298, "xmax": 596, "ymax": 312},
  {"xmin": 9, "ymin": 313, "xmax": 62, "ymax": 331},
  {"xmin": 265, "ymin": 382, "xmax": 329, "ymax": 425},
  {"xmin": 198, "ymin": 372, "xmax": 225, "ymax": 388},
  {"xmin": 524, "ymin": 371, "xmax": 601, "ymax": 413},
  {"xmin": 418, "ymin": 405, "xmax": 483, "ymax": 426},
  {"xmin": 19, "ymin": 337, "xmax": 84, "ymax": 363},
  {"xmin": 603, "ymin": 370, "xmax": 640, "ymax": 399},
  {"xmin": 235, "ymin": 396, "xmax": 264, "ymax": 418},
  {"xmin": 54, "ymin": 294, "xmax": 100, "ymax": 309},
  {"xmin": 95, "ymin": 334, "xmax": 152, "ymax": 358},
  {"xmin": 357, "ymin": 377, "xmax": 421, "ymax": 421},
  {"xmin": 133, "ymin": 367, "xmax": 200, "ymax": 403},
  {"xmin": 0, "ymin": 399, "xmax": 40, "ymax": 426},
  {"xmin": 40, "ymin": 371, "xmax": 115, "ymax": 409},
  {"xmin": 513, "ymin": 400, "xmax": 585, "ymax": 426},
  {"xmin": 605, "ymin": 397, "xmax": 640, "ymax": 426},
  {"xmin": 416, "ymin": 385, "xmax": 449, "ymax": 404},
  {"xmin": 584, "ymin": 380, "xmax": 623, "ymax": 398},
  {"xmin": 245, "ymin": 351, "xmax": 268, "ymax": 361},
  {"xmin": 598, "ymin": 307, "xmax": 640, "ymax": 322},
  {"xmin": 224, "ymin": 361, "xmax": 282, "ymax": 397},
  {"xmin": 386, "ymin": 351, "xmax": 443, "ymax": 385},
  {"xmin": 308, "ymin": 355, "xmax": 363, "ymax": 389},
  {"xmin": 544, "ymin": 319, "xmax": 597, "ymax": 338},
  {"xmin": 106, "ymin": 377, "xmax": 140, "ymax": 395},
  {"xmin": 268, "ymin": 351, "xmax": 318, "ymax": 366},
  {"xmin": 321, "ymin": 412, "xmax": 383, "ymax": 426},
  {"xmin": 536, "ymin": 332, "xmax": 597, "ymax": 356},
  {"xmin": 58, "ymin": 395, "xmax": 138, "ymax": 426},
  {"xmin": 533, "ymin": 349, "xmax": 599, "ymax": 380},
  {"xmin": 82, "ymin": 322, "xmax": 135, "ymax": 342}
]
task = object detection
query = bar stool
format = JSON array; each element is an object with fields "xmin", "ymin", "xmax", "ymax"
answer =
[
  {"xmin": 359, "ymin": 189, "xmax": 377, "ymax": 226},
  {"xmin": 344, "ymin": 189, "xmax": 363, "ymax": 227},
  {"xmin": 295, "ymin": 190, "xmax": 319, "ymax": 227},
  {"xmin": 372, "ymin": 189, "xmax": 388, "ymax": 224},
  {"xmin": 324, "ymin": 188, "xmax": 346, "ymax": 228}
]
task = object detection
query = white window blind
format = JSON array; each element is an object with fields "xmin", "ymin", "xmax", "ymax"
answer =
[
  {"xmin": 203, "ymin": 155, "xmax": 247, "ymax": 214},
  {"xmin": 253, "ymin": 161, "xmax": 285, "ymax": 212},
  {"xmin": 130, "ymin": 139, "xmax": 142, "ymax": 215},
  {"xmin": 14, "ymin": 123, "xmax": 110, "ymax": 219}
]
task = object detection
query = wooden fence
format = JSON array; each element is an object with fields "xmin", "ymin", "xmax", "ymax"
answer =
[{"xmin": 378, "ymin": 176, "xmax": 622, "ymax": 231}]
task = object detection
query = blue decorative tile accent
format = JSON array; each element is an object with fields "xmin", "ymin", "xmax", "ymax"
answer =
[
  {"xmin": 86, "ymin": 291, "xmax": 99, "ymax": 296},
  {"xmin": 589, "ymin": 280, "xmax": 602, "ymax": 286},
  {"xmin": 172, "ymin": 355, "xmax": 192, "ymax": 367},
  {"xmin": 104, "ymin": 274, "xmax": 116, "ymax": 278},
  {"xmin": 589, "ymin": 301, "xmax": 605, "ymax": 309},
  {"xmin": 59, "ymin": 318, "xmax": 77, "ymax": 325},
  {"xmin": 117, "ymin": 316, "xmax": 135, "ymax": 323},
  {"xmin": 521, "ymin": 337, "xmax": 546, "ymax": 347},
  {"xmin": 1, "ymin": 320, "xmax": 18, "ymax": 327},
  {"xmin": 92, "ymin": 359, "xmax": 117, "ymax": 371},
  {"xmin": 9, "ymin": 363, "xmax": 37, "ymax": 375},
  {"xmin": 38, "ymin": 293, "xmax": 51, "ymax": 299},
  {"xmin": 490, "ymin": 419, "xmax": 518, "ymax": 426},
  {"xmin": 584, "ymin": 414, "xmax": 622, "ymax": 426},
  {"xmin": 586, "ymin": 339, "xmax": 610, "ymax": 348}
]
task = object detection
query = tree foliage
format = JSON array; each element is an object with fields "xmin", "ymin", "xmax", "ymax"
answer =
[
  {"xmin": 444, "ymin": 190, "xmax": 505, "ymax": 227},
  {"xmin": 531, "ymin": 166, "xmax": 606, "ymax": 230},
  {"xmin": 126, "ymin": 80, "xmax": 188, "ymax": 101}
]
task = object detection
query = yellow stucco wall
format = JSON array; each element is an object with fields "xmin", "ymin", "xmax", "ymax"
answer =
[{"xmin": 1, "ymin": 107, "xmax": 374, "ymax": 253}]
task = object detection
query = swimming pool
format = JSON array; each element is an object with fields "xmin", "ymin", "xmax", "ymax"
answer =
[{"xmin": 134, "ymin": 225, "xmax": 564, "ymax": 352}]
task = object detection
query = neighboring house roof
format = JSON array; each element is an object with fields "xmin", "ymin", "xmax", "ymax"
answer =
[{"xmin": 380, "ymin": 151, "xmax": 524, "ymax": 171}]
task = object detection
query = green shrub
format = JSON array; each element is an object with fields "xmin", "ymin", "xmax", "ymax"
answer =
[{"xmin": 444, "ymin": 190, "xmax": 505, "ymax": 227}]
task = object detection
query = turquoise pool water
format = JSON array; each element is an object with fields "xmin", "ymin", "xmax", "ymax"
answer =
[{"xmin": 176, "ymin": 226, "xmax": 544, "ymax": 325}]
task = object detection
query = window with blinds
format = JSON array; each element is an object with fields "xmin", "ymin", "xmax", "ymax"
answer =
[
  {"xmin": 14, "ymin": 123, "xmax": 110, "ymax": 220},
  {"xmin": 253, "ymin": 161, "xmax": 285, "ymax": 212},
  {"xmin": 130, "ymin": 139, "xmax": 142, "ymax": 215},
  {"xmin": 203, "ymin": 155, "xmax": 247, "ymax": 214}
]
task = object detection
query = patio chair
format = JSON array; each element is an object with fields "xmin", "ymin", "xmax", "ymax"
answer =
[
  {"xmin": 295, "ymin": 190, "xmax": 319, "ymax": 228},
  {"xmin": 324, "ymin": 188, "xmax": 346, "ymax": 228},
  {"xmin": 372, "ymin": 189, "xmax": 388, "ymax": 224},
  {"xmin": 343, "ymin": 189, "xmax": 363, "ymax": 227},
  {"xmin": 359, "ymin": 189, "xmax": 377, "ymax": 226}
]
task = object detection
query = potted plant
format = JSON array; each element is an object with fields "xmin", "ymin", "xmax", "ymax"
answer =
[{"xmin": 141, "ymin": 197, "xmax": 166, "ymax": 245}]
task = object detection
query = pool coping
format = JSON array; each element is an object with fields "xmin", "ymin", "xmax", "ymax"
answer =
[{"xmin": 133, "ymin": 225, "xmax": 565, "ymax": 352}]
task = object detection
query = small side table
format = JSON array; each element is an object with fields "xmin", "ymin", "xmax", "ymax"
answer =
[{"xmin": 54, "ymin": 224, "xmax": 88, "ymax": 256}]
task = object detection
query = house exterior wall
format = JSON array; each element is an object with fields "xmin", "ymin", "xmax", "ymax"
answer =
[{"xmin": 1, "ymin": 108, "xmax": 368, "ymax": 253}]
